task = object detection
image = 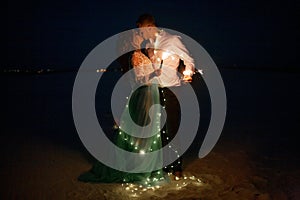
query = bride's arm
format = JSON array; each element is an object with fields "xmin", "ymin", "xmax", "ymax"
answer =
[{"xmin": 131, "ymin": 51, "xmax": 155, "ymax": 83}]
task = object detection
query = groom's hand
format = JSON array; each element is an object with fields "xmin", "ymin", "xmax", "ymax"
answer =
[{"xmin": 183, "ymin": 75, "xmax": 192, "ymax": 83}]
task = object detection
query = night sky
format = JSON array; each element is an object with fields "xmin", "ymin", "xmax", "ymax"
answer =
[{"xmin": 5, "ymin": 0, "xmax": 300, "ymax": 70}]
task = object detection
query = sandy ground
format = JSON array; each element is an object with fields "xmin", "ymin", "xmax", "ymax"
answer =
[{"xmin": 1, "ymin": 134, "xmax": 299, "ymax": 200}]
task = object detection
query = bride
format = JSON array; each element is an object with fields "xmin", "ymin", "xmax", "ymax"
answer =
[{"xmin": 78, "ymin": 31, "xmax": 166, "ymax": 186}]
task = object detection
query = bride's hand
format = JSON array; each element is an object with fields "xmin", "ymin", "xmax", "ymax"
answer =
[
  {"xmin": 154, "ymin": 69, "xmax": 161, "ymax": 76},
  {"xmin": 149, "ymin": 69, "xmax": 161, "ymax": 80}
]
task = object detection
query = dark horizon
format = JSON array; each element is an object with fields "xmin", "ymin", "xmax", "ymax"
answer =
[{"xmin": 4, "ymin": 0, "xmax": 300, "ymax": 70}]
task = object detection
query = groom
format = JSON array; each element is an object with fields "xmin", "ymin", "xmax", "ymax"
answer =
[{"xmin": 135, "ymin": 14, "xmax": 195, "ymax": 178}]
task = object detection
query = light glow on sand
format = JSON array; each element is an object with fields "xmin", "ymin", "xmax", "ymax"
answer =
[{"xmin": 120, "ymin": 174, "xmax": 204, "ymax": 198}]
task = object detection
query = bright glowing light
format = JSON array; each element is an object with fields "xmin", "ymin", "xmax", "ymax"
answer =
[
  {"xmin": 198, "ymin": 69, "xmax": 204, "ymax": 75},
  {"xmin": 162, "ymin": 51, "xmax": 170, "ymax": 60},
  {"xmin": 139, "ymin": 150, "xmax": 145, "ymax": 155},
  {"xmin": 132, "ymin": 193, "xmax": 138, "ymax": 197},
  {"xmin": 96, "ymin": 69, "xmax": 106, "ymax": 72},
  {"xmin": 121, "ymin": 173, "xmax": 204, "ymax": 197},
  {"xmin": 183, "ymin": 69, "xmax": 193, "ymax": 76}
]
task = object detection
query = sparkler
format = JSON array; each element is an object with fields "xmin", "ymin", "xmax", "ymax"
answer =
[{"xmin": 159, "ymin": 51, "xmax": 170, "ymax": 69}]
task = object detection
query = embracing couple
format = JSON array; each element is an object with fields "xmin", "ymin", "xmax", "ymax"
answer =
[{"xmin": 79, "ymin": 13, "xmax": 195, "ymax": 185}]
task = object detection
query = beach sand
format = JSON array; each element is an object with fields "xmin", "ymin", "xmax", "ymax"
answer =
[{"xmin": 1, "ymin": 132, "xmax": 299, "ymax": 200}]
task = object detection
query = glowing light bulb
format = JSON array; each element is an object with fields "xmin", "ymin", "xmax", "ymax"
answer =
[{"xmin": 139, "ymin": 150, "xmax": 145, "ymax": 155}]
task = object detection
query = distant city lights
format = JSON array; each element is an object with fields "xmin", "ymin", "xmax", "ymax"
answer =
[
  {"xmin": 0, "ymin": 68, "xmax": 113, "ymax": 74},
  {"xmin": 96, "ymin": 69, "xmax": 107, "ymax": 73}
]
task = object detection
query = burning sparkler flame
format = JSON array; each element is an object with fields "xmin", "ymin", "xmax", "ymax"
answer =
[{"xmin": 161, "ymin": 51, "xmax": 170, "ymax": 60}]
